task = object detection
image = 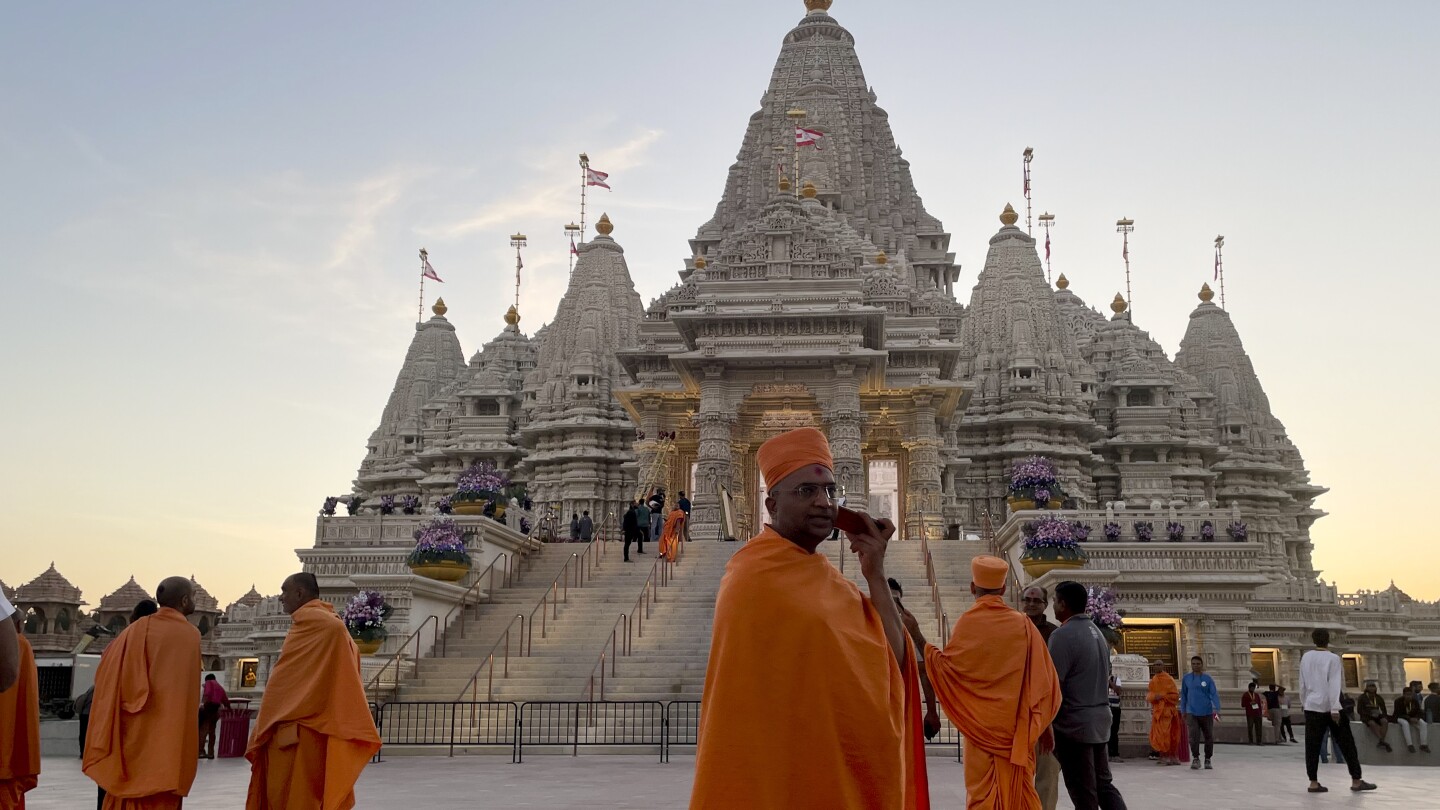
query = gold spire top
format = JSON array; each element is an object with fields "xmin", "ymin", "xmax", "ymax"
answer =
[
  {"xmin": 595, "ymin": 213, "xmax": 613, "ymax": 236},
  {"xmin": 1199, "ymin": 282, "xmax": 1215, "ymax": 303},
  {"xmin": 1056, "ymin": 273, "xmax": 1069, "ymax": 290},
  {"xmin": 694, "ymin": 254, "xmax": 707, "ymax": 270},
  {"xmin": 1000, "ymin": 203, "xmax": 1019, "ymax": 226},
  {"xmin": 875, "ymin": 251, "xmax": 888, "ymax": 265},
  {"xmin": 432, "ymin": 297, "xmax": 448, "ymax": 317},
  {"xmin": 805, "ymin": 0, "xmax": 833, "ymax": 11},
  {"xmin": 778, "ymin": 175, "xmax": 792, "ymax": 193},
  {"xmin": 504, "ymin": 304, "xmax": 520, "ymax": 326},
  {"xmin": 801, "ymin": 180, "xmax": 817, "ymax": 199},
  {"xmin": 1110, "ymin": 293, "xmax": 1128, "ymax": 315}
]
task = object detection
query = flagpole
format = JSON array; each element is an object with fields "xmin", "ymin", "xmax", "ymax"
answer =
[
  {"xmin": 1215, "ymin": 234, "xmax": 1226, "ymax": 310},
  {"xmin": 565, "ymin": 222, "xmax": 581, "ymax": 275},
  {"xmin": 787, "ymin": 108, "xmax": 806, "ymax": 198},
  {"xmin": 1038, "ymin": 212, "xmax": 1055, "ymax": 284},
  {"xmin": 418, "ymin": 247, "xmax": 428, "ymax": 323},
  {"xmin": 510, "ymin": 233, "xmax": 527, "ymax": 312},
  {"xmin": 579, "ymin": 153, "xmax": 590, "ymax": 242},
  {"xmin": 1023, "ymin": 147, "xmax": 1034, "ymax": 236},
  {"xmin": 1116, "ymin": 217, "xmax": 1135, "ymax": 318}
]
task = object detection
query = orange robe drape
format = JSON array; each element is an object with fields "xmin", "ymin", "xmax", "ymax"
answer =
[
  {"xmin": 246, "ymin": 599, "xmax": 380, "ymax": 810},
  {"xmin": 1147, "ymin": 672, "xmax": 1182, "ymax": 756},
  {"xmin": 659, "ymin": 510, "xmax": 685, "ymax": 562},
  {"xmin": 82, "ymin": 608, "xmax": 201, "ymax": 810},
  {"xmin": 0, "ymin": 634, "xmax": 40, "ymax": 809},
  {"xmin": 691, "ymin": 528, "xmax": 928, "ymax": 810},
  {"xmin": 924, "ymin": 595, "xmax": 1061, "ymax": 810}
]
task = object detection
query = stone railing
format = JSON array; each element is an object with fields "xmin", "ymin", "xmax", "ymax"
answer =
[{"xmin": 998, "ymin": 507, "xmax": 1248, "ymax": 545}]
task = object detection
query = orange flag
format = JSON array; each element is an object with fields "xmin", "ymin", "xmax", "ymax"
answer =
[
  {"xmin": 691, "ymin": 528, "xmax": 927, "ymax": 810},
  {"xmin": 924, "ymin": 595, "xmax": 1061, "ymax": 810},
  {"xmin": 1147, "ymin": 672, "xmax": 1182, "ymax": 756},
  {"xmin": 0, "ymin": 632, "xmax": 40, "ymax": 808},
  {"xmin": 82, "ymin": 608, "xmax": 201, "ymax": 809},
  {"xmin": 246, "ymin": 599, "xmax": 380, "ymax": 810}
]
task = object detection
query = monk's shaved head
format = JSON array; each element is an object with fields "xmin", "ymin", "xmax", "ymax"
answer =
[
  {"xmin": 281, "ymin": 572, "xmax": 320, "ymax": 615},
  {"xmin": 156, "ymin": 577, "xmax": 195, "ymax": 616}
]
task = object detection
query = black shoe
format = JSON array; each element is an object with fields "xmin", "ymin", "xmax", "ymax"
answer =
[
  {"xmin": 1408, "ymin": 745, "xmax": 1416, "ymax": 753},
  {"xmin": 1350, "ymin": 781, "xmax": 1377, "ymax": 792}
]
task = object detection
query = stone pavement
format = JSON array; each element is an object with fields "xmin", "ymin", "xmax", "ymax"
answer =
[{"xmin": 28, "ymin": 745, "xmax": 1437, "ymax": 808}]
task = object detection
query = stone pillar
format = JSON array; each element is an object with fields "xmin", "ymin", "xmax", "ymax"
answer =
[
  {"xmin": 823, "ymin": 367, "xmax": 866, "ymax": 512},
  {"xmin": 691, "ymin": 365, "xmax": 734, "ymax": 539},
  {"xmin": 904, "ymin": 393, "xmax": 943, "ymax": 541}
]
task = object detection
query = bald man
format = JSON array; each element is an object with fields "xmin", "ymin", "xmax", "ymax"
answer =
[
  {"xmin": 246, "ymin": 573, "xmax": 379, "ymax": 809},
  {"xmin": 84, "ymin": 577, "xmax": 201, "ymax": 810},
  {"xmin": 692, "ymin": 427, "xmax": 928, "ymax": 810}
]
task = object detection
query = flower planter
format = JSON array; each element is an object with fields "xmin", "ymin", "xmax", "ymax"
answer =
[
  {"xmin": 1007, "ymin": 496, "xmax": 1063, "ymax": 513},
  {"xmin": 452, "ymin": 502, "xmax": 486, "ymax": 516},
  {"xmin": 408, "ymin": 560, "xmax": 470, "ymax": 582},
  {"xmin": 1020, "ymin": 547, "xmax": 1088, "ymax": 578},
  {"xmin": 353, "ymin": 637, "xmax": 383, "ymax": 656}
]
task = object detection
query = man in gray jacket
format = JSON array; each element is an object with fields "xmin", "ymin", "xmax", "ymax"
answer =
[{"xmin": 1048, "ymin": 581, "xmax": 1127, "ymax": 810}]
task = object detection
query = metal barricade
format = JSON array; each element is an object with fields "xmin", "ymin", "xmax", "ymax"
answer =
[
  {"xmin": 376, "ymin": 701, "xmax": 520, "ymax": 760},
  {"xmin": 664, "ymin": 700, "xmax": 702, "ymax": 763},
  {"xmin": 517, "ymin": 701, "xmax": 665, "ymax": 762}
]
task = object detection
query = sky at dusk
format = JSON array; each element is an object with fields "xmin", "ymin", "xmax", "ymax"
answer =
[{"xmin": 3, "ymin": 0, "xmax": 1437, "ymax": 606}]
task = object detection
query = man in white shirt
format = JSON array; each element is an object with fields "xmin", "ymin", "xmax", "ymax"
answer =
[
  {"xmin": 0, "ymin": 591, "xmax": 18, "ymax": 693},
  {"xmin": 1299, "ymin": 628, "xmax": 1376, "ymax": 794}
]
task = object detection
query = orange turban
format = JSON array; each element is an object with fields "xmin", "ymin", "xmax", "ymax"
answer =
[
  {"xmin": 972, "ymin": 555, "xmax": 1009, "ymax": 589},
  {"xmin": 757, "ymin": 427, "xmax": 834, "ymax": 488}
]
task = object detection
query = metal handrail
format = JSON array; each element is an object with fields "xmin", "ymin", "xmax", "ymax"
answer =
[
  {"xmin": 364, "ymin": 614, "xmax": 439, "ymax": 694},
  {"xmin": 581, "ymin": 529, "xmax": 681, "ymax": 701},
  {"xmin": 916, "ymin": 513, "xmax": 949, "ymax": 645},
  {"xmin": 455, "ymin": 612, "xmax": 526, "ymax": 702},
  {"xmin": 527, "ymin": 535, "xmax": 605, "ymax": 648},
  {"xmin": 442, "ymin": 553, "xmax": 511, "ymax": 654},
  {"xmin": 582, "ymin": 613, "xmax": 629, "ymax": 703}
]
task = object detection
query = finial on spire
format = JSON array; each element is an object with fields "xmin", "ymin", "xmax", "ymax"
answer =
[
  {"xmin": 504, "ymin": 304, "xmax": 520, "ymax": 326},
  {"xmin": 801, "ymin": 180, "xmax": 817, "ymax": 199},
  {"xmin": 1110, "ymin": 293, "xmax": 1128, "ymax": 315},
  {"xmin": 875, "ymin": 251, "xmax": 888, "ymax": 265},
  {"xmin": 694, "ymin": 254, "xmax": 707, "ymax": 270},
  {"xmin": 778, "ymin": 175, "xmax": 792, "ymax": 193},
  {"xmin": 432, "ymin": 298, "xmax": 447, "ymax": 317},
  {"xmin": 595, "ymin": 213, "xmax": 613, "ymax": 236},
  {"xmin": 1000, "ymin": 203, "xmax": 1019, "ymax": 226},
  {"xmin": 1056, "ymin": 273, "xmax": 1069, "ymax": 290},
  {"xmin": 1198, "ymin": 282, "xmax": 1215, "ymax": 303},
  {"xmin": 805, "ymin": 0, "xmax": 834, "ymax": 13}
]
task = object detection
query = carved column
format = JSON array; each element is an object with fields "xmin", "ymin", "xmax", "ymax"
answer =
[
  {"xmin": 691, "ymin": 365, "xmax": 735, "ymax": 539},
  {"xmin": 904, "ymin": 393, "xmax": 943, "ymax": 541},
  {"xmin": 823, "ymin": 366, "xmax": 867, "ymax": 512}
]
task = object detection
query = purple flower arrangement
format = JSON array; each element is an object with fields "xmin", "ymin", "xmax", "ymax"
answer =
[
  {"xmin": 1103, "ymin": 522, "xmax": 1122, "ymax": 542},
  {"xmin": 1022, "ymin": 517, "xmax": 1079, "ymax": 551},
  {"xmin": 520, "ymin": 517, "xmax": 532, "ymax": 535},
  {"xmin": 341, "ymin": 590, "xmax": 392, "ymax": 643},
  {"xmin": 320, "ymin": 497, "xmax": 338, "ymax": 517},
  {"xmin": 378, "ymin": 495, "xmax": 396, "ymax": 515},
  {"xmin": 436, "ymin": 495, "xmax": 453, "ymax": 515},
  {"xmin": 1071, "ymin": 522, "xmax": 1093, "ymax": 542},
  {"xmin": 1165, "ymin": 521, "xmax": 1185, "ymax": 542},
  {"xmin": 1133, "ymin": 521, "xmax": 1154, "ymax": 542},
  {"xmin": 1008, "ymin": 456, "xmax": 1066, "ymax": 509},
  {"xmin": 455, "ymin": 462, "xmax": 511, "ymax": 503},
  {"xmin": 401, "ymin": 495, "xmax": 420, "ymax": 515},
  {"xmin": 344, "ymin": 496, "xmax": 365, "ymax": 516},
  {"xmin": 408, "ymin": 518, "xmax": 471, "ymax": 566},
  {"xmin": 1086, "ymin": 587, "xmax": 1124, "ymax": 631},
  {"xmin": 1200, "ymin": 520, "xmax": 1216, "ymax": 542},
  {"xmin": 1227, "ymin": 521, "xmax": 1248, "ymax": 542}
]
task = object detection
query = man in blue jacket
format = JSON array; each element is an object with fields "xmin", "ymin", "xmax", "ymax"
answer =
[{"xmin": 1180, "ymin": 655, "xmax": 1222, "ymax": 770}]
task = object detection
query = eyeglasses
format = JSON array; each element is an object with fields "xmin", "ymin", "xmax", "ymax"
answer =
[{"xmin": 782, "ymin": 483, "xmax": 839, "ymax": 502}]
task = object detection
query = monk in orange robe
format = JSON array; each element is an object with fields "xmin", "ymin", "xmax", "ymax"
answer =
[
  {"xmin": 83, "ymin": 577, "xmax": 201, "ymax": 810},
  {"xmin": 691, "ymin": 427, "xmax": 928, "ymax": 810},
  {"xmin": 0, "ymin": 614, "xmax": 39, "ymax": 809},
  {"xmin": 1147, "ymin": 663, "xmax": 1182, "ymax": 766},
  {"xmin": 658, "ymin": 506, "xmax": 685, "ymax": 562},
  {"xmin": 246, "ymin": 573, "xmax": 380, "ymax": 810},
  {"xmin": 921, "ymin": 556, "xmax": 1061, "ymax": 810}
]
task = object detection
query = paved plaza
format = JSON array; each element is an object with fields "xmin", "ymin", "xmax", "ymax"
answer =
[{"xmin": 26, "ymin": 745, "xmax": 1438, "ymax": 808}]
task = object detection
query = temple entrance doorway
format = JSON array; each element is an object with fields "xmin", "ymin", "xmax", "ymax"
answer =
[{"xmin": 868, "ymin": 459, "xmax": 900, "ymax": 529}]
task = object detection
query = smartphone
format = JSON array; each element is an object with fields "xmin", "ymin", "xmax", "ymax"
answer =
[{"xmin": 834, "ymin": 506, "xmax": 870, "ymax": 535}]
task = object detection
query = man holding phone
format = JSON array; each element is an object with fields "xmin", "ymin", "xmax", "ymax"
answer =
[{"xmin": 692, "ymin": 427, "xmax": 927, "ymax": 810}]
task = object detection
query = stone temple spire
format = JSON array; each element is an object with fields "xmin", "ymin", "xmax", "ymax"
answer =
[
  {"xmin": 951, "ymin": 204, "xmax": 1100, "ymax": 523},
  {"xmin": 355, "ymin": 299, "xmax": 468, "ymax": 497},
  {"xmin": 520, "ymin": 214, "xmax": 646, "ymax": 522},
  {"xmin": 689, "ymin": 0, "xmax": 958, "ymax": 297},
  {"xmin": 1176, "ymin": 283, "xmax": 1325, "ymax": 578}
]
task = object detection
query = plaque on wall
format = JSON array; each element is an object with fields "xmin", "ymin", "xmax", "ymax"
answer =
[
  {"xmin": 1251, "ymin": 650, "xmax": 1278, "ymax": 686},
  {"xmin": 1119, "ymin": 625, "xmax": 1179, "ymax": 677},
  {"xmin": 1342, "ymin": 656, "xmax": 1361, "ymax": 690}
]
